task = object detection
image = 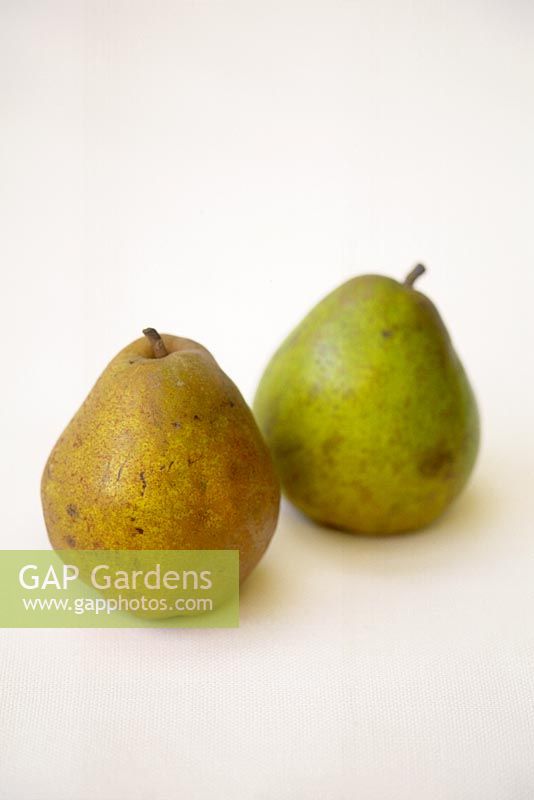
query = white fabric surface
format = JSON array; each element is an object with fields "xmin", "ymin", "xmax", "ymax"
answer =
[{"xmin": 1, "ymin": 1, "xmax": 534, "ymax": 798}]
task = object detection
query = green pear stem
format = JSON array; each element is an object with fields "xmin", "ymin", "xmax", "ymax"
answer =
[
  {"xmin": 404, "ymin": 263, "xmax": 426, "ymax": 287},
  {"xmin": 142, "ymin": 328, "xmax": 168, "ymax": 358}
]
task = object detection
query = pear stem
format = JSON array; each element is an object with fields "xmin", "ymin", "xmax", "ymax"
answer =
[
  {"xmin": 404, "ymin": 263, "xmax": 426, "ymax": 287},
  {"xmin": 142, "ymin": 328, "xmax": 168, "ymax": 358}
]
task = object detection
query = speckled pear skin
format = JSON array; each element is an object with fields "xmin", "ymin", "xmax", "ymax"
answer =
[
  {"xmin": 253, "ymin": 272, "xmax": 479, "ymax": 534},
  {"xmin": 42, "ymin": 334, "xmax": 280, "ymax": 582}
]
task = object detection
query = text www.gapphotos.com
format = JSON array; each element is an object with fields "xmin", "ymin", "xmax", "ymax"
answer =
[{"xmin": 21, "ymin": 595, "xmax": 213, "ymax": 615}]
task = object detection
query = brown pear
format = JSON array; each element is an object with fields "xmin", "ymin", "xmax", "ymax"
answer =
[{"xmin": 42, "ymin": 329, "xmax": 280, "ymax": 582}]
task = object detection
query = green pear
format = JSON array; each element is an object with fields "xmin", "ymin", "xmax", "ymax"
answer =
[
  {"xmin": 42, "ymin": 329, "xmax": 280, "ymax": 581},
  {"xmin": 254, "ymin": 266, "xmax": 479, "ymax": 534}
]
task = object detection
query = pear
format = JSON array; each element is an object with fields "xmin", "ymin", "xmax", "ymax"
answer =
[
  {"xmin": 42, "ymin": 329, "xmax": 280, "ymax": 581},
  {"xmin": 254, "ymin": 266, "xmax": 479, "ymax": 534}
]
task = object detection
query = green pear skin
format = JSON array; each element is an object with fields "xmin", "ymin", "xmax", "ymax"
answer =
[
  {"xmin": 42, "ymin": 330, "xmax": 280, "ymax": 582},
  {"xmin": 253, "ymin": 267, "xmax": 479, "ymax": 534}
]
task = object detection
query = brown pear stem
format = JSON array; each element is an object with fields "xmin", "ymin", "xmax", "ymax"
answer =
[
  {"xmin": 404, "ymin": 263, "xmax": 426, "ymax": 287},
  {"xmin": 142, "ymin": 328, "xmax": 168, "ymax": 358}
]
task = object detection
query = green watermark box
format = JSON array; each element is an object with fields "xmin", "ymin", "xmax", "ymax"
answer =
[{"xmin": 0, "ymin": 550, "xmax": 239, "ymax": 628}]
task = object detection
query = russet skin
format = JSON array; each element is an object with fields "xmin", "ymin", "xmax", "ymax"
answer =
[
  {"xmin": 42, "ymin": 329, "xmax": 280, "ymax": 582},
  {"xmin": 254, "ymin": 266, "xmax": 479, "ymax": 535}
]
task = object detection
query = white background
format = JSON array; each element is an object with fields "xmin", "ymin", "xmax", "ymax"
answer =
[{"xmin": 1, "ymin": 1, "xmax": 534, "ymax": 798}]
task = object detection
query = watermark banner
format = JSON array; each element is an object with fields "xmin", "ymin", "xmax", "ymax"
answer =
[{"xmin": 0, "ymin": 550, "xmax": 239, "ymax": 628}]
